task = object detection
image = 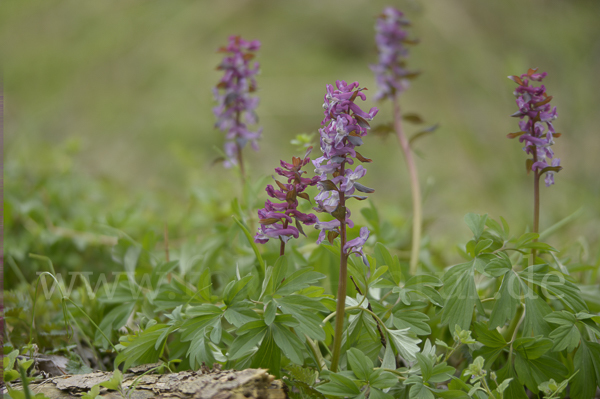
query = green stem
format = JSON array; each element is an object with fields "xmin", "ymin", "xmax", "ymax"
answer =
[
  {"xmin": 330, "ymin": 158, "xmax": 349, "ymax": 372},
  {"xmin": 532, "ymin": 148, "xmax": 540, "ymax": 265},
  {"xmin": 305, "ymin": 334, "xmax": 327, "ymax": 371},
  {"xmin": 330, "ymin": 223, "xmax": 348, "ymax": 371},
  {"xmin": 393, "ymin": 98, "xmax": 422, "ymax": 275}
]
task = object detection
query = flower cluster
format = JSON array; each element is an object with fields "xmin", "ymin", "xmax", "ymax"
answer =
[
  {"xmin": 213, "ymin": 36, "xmax": 262, "ymax": 168},
  {"xmin": 509, "ymin": 68, "xmax": 561, "ymax": 186},
  {"xmin": 254, "ymin": 148, "xmax": 320, "ymax": 244},
  {"xmin": 370, "ymin": 7, "xmax": 415, "ymax": 101},
  {"xmin": 313, "ymin": 80, "xmax": 377, "ymax": 260}
]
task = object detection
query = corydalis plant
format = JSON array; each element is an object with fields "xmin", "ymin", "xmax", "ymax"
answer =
[
  {"xmin": 370, "ymin": 7, "xmax": 416, "ymax": 101},
  {"xmin": 254, "ymin": 148, "xmax": 320, "ymax": 256},
  {"xmin": 213, "ymin": 36, "xmax": 262, "ymax": 177},
  {"xmin": 371, "ymin": 7, "xmax": 423, "ymax": 275},
  {"xmin": 508, "ymin": 68, "xmax": 562, "ymax": 261},
  {"xmin": 313, "ymin": 80, "xmax": 378, "ymax": 371}
]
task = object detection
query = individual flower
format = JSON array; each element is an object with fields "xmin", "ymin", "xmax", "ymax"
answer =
[
  {"xmin": 213, "ymin": 36, "xmax": 262, "ymax": 168},
  {"xmin": 370, "ymin": 7, "xmax": 416, "ymax": 101},
  {"xmin": 313, "ymin": 80, "xmax": 377, "ymax": 256},
  {"xmin": 508, "ymin": 68, "xmax": 562, "ymax": 186},
  {"xmin": 254, "ymin": 147, "xmax": 320, "ymax": 245}
]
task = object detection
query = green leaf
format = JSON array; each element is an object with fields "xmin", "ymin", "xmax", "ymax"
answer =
[
  {"xmin": 375, "ymin": 243, "xmax": 402, "ymax": 284},
  {"xmin": 277, "ymin": 268, "xmax": 326, "ymax": 295},
  {"xmin": 369, "ymin": 369, "xmax": 398, "ymax": 389},
  {"xmin": 496, "ymin": 361, "xmax": 528, "ymax": 399},
  {"xmin": 571, "ymin": 340, "xmax": 599, "ymax": 399},
  {"xmin": 514, "ymin": 354, "xmax": 567, "ymax": 395},
  {"xmin": 429, "ymin": 363, "xmax": 455, "ymax": 384},
  {"xmin": 521, "ymin": 271, "xmax": 589, "ymax": 313},
  {"xmin": 369, "ymin": 388, "xmax": 394, "ymax": 399},
  {"xmin": 251, "ymin": 328, "xmax": 282, "ymax": 378},
  {"xmin": 4, "ymin": 349, "xmax": 18, "ymax": 372},
  {"xmin": 441, "ymin": 261, "xmax": 477, "ymax": 331},
  {"xmin": 115, "ymin": 324, "xmax": 169, "ymax": 371},
  {"xmin": 416, "ymin": 353, "xmax": 433, "ymax": 382},
  {"xmin": 387, "ymin": 328, "xmax": 421, "ymax": 361},
  {"xmin": 276, "ymin": 295, "xmax": 327, "ymax": 341},
  {"xmin": 409, "ymin": 381, "xmax": 434, "ymax": 399},
  {"xmin": 264, "ymin": 300, "xmax": 277, "ymax": 326},
  {"xmin": 544, "ymin": 310, "xmax": 577, "ymax": 325},
  {"xmin": 381, "ymin": 343, "xmax": 396, "ymax": 370},
  {"xmin": 489, "ymin": 271, "xmax": 520, "ymax": 329},
  {"xmin": 232, "ymin": 216, "xmax": 265, "ymax": 280},
  {"xmin": 522, "ymin": 285, "xmax": 553, "ymax": 337},
  {"xmin": 272, "ymin": 323, "xmax": 305, "ymax": 365},
  {"xmin": 549, "ymin": 324, "xmax": 581, "ymax": 352},
  {"xmin": 316, "ymin": 373, "xmax": 361, "ymax": 397},
  {"xmin": 393, "ymin": 311, "xmax": 431, "ymax": 336},
  {"xmin": 474, "ymin": 239, "xmax": 493, "ymax": 256},
  {"xmin": 95, "ymin": 302, "xmax": 135, "ymax": 348},
  {"xmin": 484, "ymin": 252, "xmax": 512, "ymax": 277},
  {"xmin": 223, "ymin": 275, "xmax": 253, "ymax": 306},
  {"xmin": 429, "ymin": 388, "xmax": 469, "ymax": 398},
  {"xmin": 464, "ymin": 213, "xmax": 487, "ymax": 241},
  {"xmin": 272, "ymin": 256, "xmax": 288, "ymax": 294},
  {"xmin": 223, "ymin": 301, "xmax": 260, "ymax": 327},
  {"xmin": 99, "ymin": 369, "xmax": 122, "ymax": 391},
  {"xmin": 473, "ymin": 322, "xmax": 507, "ymax": 348},
  {"xmin": 512, "ymin": 336, "xmax": 552, "ymax": 359},
  {"xmin": 228, "ymin": 326, "xmax": 267, "ymax": 360},
  {"xmin": 347, "ymin": 348, "xmax": 373, "ymax": 381}
]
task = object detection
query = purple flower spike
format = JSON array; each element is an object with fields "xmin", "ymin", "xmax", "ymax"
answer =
[
  {"xmin": 370, "ymin": 7, "xmax": 416, "ymax": 101},
  {"xmin": 313, "ymin": 80, "xmax": 375, "ymax": 257},
  {"xmin": 213, "ymin": 36, "xmax": 262, "ymax": 168},
  {"xmin": 508, "ymin": 68, "xmax": 562, "ymax": 186},
  {"xmin": 254, "ymin": 148, "xmax": 320, "ymax": 245}
]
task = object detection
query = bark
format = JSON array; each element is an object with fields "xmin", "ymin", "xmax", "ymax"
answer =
[{"xmin": 5, "ymin": 364, "xmax": 287, "ymax": 399}]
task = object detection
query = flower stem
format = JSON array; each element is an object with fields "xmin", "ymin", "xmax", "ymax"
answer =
[
  {"xmin": 279, "ymin": 220, "xmax": 288, "ymax": 256},
  {"xmin": 331, "ymin": 164, "xmax": 348, "ymax": 372},
  {"xmin": 392, "ymin": 97, "xmax": 422, "ymax": 275},
  {"xmin": 532, "ymin": 148, "xmax": 540, "ymax": 265}
]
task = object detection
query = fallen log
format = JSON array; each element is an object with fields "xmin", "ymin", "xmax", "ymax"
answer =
[{"xmin": 4, "ymin": 364, "xmax": 287, "ymax": 399}]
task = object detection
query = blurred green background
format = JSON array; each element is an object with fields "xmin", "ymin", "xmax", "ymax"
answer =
[{"xmin": 4, "ymin": 0, "xmax": 600, "ymax": 284}]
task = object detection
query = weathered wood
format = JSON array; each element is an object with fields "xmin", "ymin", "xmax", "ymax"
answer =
[{"xmin": 5, "ymin": 366, "xmax": 287, "ymax": 399}]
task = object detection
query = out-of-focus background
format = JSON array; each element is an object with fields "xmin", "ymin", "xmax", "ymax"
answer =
[{"xmin": 4, "ymin": 0, "xmax": 600, "ymax": 284}]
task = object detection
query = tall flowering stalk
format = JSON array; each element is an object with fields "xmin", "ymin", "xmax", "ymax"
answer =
[
  {"xmin": 254, "ymin": 148, "xmax": 320, "ymax": 256},
  {"xmin": 313, "ymin": 80, "xmax": 378, "ymax": 371},
  {"xmin": 371, "ymin": 8, "xmax": 422, "ymax": 275},
  {"xmin": 213, "ymin": 36, "xmax": 262, "ymax": 181},
  {"xmin": 508, "ymin": 68, "xmax": 562, "ymax": 262}
]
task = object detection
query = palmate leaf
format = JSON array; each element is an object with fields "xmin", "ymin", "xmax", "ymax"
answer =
[
  {"xmin": 251, "ymin": 328, "xmax": 282, "ymax": 378},
  {"xmin": 519, "ymin": 271, "xmax": 589, "ymax": 313},
  {"xmin": 223, "ymin": 301, "xmax": 260, "ymax": 327},
  {"xmin": 115, "ymin": 323, "xmax": 169, "ymax": 371},
  {"xmin": 489, "ymin": 270, "xmax": 520, "ymax": 329},
  {"xmin": 277, "ymin": 268, "xmax": 326, "ymax": 295},
  {"xmin": 514, "ymin": 354, "xmax": 567, "ymax": 394},
  {"xmin": 275, "ymin": 295, "xmax": 327, "ymax": 341},
  {"xmin": 316, "ymin": 373, "xmax": 361, "ymax": 397},
  {"xmin": 496, "ymin": 361, "xmax": 528, "ymax": 399},
  {"xmin": 95, "ymin": 301, "xmax": 135, "ymax": 348},
  {"xmin": 347, "ymin": 348, "xmax": 373, "ymax": 381},
  {"xmin": 375, "ymin": 243, "xmax": 402, "ymax": 285},
  {"xmin": 393, "ymin": 311, "xmax": 431, "ymax": 336},
  {"xmin": 409, "ymin": 381, "xmax": 434, "ymax": 399},
  {"xmin": 570, "ymin": 340, "xmax": 600, "ymax": 399},
  {"xmin": 228, "ymin": 321, "xmax": 268, "ymax": 360},
  {"xmin": 387, "ymin": 328, "xmax": 421, "ymax": 362},
  {"xmin": 441, "ymin": 260, "xmax": 478, "ymax": 331},
  {"xmin": 522, "ymin": 284, "xmax": 553, "ymax": 337},
  {"xmin": 272, "ymin": 322, "xmax": 305, "ymax": 365}
]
